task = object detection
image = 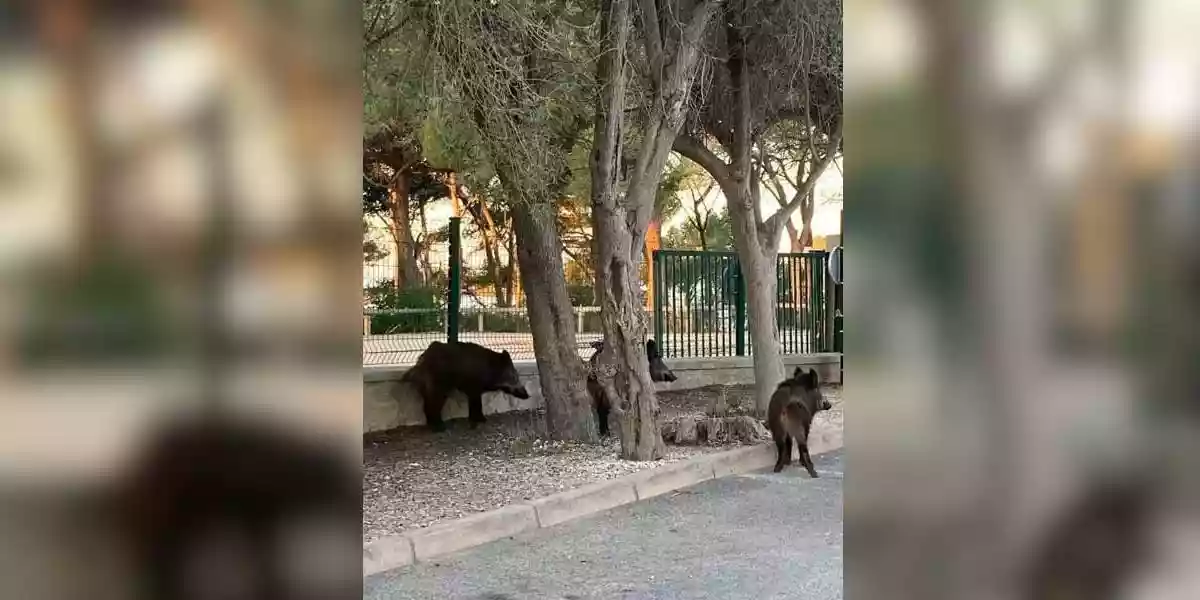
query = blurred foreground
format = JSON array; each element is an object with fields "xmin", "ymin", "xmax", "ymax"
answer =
[
  {"xmin": 848, "ymin": 0, "xmax": 1200, "ymax": 598},
  {"xmin": 0, "ymin": 2, "xmax": 361, "ymax": 599}
]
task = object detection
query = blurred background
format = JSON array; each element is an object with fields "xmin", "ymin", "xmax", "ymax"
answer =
[
  {"xmin": 0, "ymin": 1, "xmax": 361, "ymax": 599},
  {"xmin": 847, "ymin": 0, "xmax": 1200, "ymax": 598}
]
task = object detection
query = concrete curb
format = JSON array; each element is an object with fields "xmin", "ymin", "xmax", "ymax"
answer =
[{"xmin": 363, "ymin": 433, "xmax": 844, "ymax": 577}]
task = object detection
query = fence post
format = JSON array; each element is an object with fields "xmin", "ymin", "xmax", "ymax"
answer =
[
  {"xmin": 735, "ymin": 257, "xmax": 746, "ymax": 356},
  {"xmin": 653, "ymin": 250, "xmax": 664, "ymax": 355},
  {"xmin": 447, "ymin": 216, "xmax": 461, "ymax": 343},
  {"xmin": 814, "ymin": 253, "xmax": 827, "ymax": 352}
]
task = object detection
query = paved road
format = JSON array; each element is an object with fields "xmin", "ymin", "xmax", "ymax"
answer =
[{"xmin": 365, "ymin": 449, "xmax": 844, "ymax": 600}]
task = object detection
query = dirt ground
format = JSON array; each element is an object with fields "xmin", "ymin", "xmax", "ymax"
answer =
[{"xmin": 362, "ymin": 384, "xmax": 843, "ymax": 543}]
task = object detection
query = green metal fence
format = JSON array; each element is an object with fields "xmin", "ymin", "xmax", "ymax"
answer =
[
  {"xmin": 652, "ymin": 249, "xmax": 837, "ymax": 358},
  {"xmin": 363, "ymin": 216, "xmax": 842, "ymax": 365}
]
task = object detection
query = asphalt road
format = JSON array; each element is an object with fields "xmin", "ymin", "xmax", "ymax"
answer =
[{"xmin": 365, "ymin": 449, "xmax": 844, "ymax": 600}]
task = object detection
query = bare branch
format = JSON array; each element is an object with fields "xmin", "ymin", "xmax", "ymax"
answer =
[
  {"xmin": 663, "ymin": 0, "xmax": 721, "ymax": 95},
  {"xmin": 365, "ymin": 11, "xmax": 410, "ymax": 51},
  {"xmin": 637, "ymin": 0, "xmax": 665, "ymax": 86},
  {"xmin": 672, "ymin": 134, "xmax": 733, "ymax": 194},
  {"xmin": 764, "ymin": 121, "xmax": 843, "ymax": 239},
  {"xmin": 759, "ymin": 156, "xmax": 789, "ymax": 206}
]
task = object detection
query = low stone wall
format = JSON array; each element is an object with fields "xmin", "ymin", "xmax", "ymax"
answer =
[{"xmin": 363, "ymin": 353, "xmax": 842, "ymax": 433}]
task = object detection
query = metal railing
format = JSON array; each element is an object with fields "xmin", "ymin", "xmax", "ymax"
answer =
[{"xmin": 652, "ymin": 249, "xmax": 838, "ymax": 358}]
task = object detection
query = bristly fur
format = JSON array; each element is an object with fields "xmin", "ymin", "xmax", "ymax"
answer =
[{"xmin": 767, "ymin": 367, "xmax": 831, "ymax": 476}]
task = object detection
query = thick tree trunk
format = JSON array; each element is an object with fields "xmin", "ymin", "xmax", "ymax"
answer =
[
  {"xmin": 590, "ymin": 0, "xmax": 667, "ymax": 460},
  {"xmin": 731, "ymin": 215, "xmax": 786, "ymax": 415},
  {"xmin": 594, "ymin": 218, "xmax": 665, "ymax": 460},
  {"xmin": 510, "ymin": 201, "xmax": 598, "ymax": 441},
  {"xmin": 386, "ymin": 172, "xmax": 420, "ymax": 289}
]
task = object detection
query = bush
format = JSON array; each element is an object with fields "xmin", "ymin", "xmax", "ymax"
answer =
[
  {"xmin": 366, "ymin": 284, "xmax": 444, "ymax": 334},
  {"xmin": 483, "ymin": 311, "xmax": 529, "ymax": 333},
  {"xmin": 566, "ymin": 284, "xmax": 595, "ymax": 307}
]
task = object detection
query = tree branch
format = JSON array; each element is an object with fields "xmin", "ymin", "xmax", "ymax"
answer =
[
  {"xmin": 672, "ymin": 134, "xmax": 734, "ymax": 195},
  {"xmin": 759, "ymin": 157, "xmax": 788, "ymax": 206},
  {"xmin": 636, "ymin": 0, "xmax": 665, "ymax": 87},
  {"xmin": 365, "ymin": 12, "xmax": 410, "ymax": 51},
  {"xmin": 764, "ymin": 121, "xmax": 843, "ymax": 240},
  {"xmin": 663, "ymin": 0, "xmax": 721, "ymax": 97}
]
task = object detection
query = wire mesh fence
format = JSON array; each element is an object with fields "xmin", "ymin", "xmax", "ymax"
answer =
[{"xmin": 362, "ymin": 219, "xmax": 629, "ymax": 365}]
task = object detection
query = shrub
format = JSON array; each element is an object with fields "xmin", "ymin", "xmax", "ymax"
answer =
[{"xmin": 366, "ymin": 283, "xmax": 444, "ymax": 334}]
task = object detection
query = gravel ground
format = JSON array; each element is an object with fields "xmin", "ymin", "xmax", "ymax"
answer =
[{"xmin": 363, "ymin": 384, "xmax": 843, "ymax": 544}]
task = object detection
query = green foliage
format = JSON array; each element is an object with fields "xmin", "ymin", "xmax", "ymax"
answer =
[
  {"xmin": 461, "ymin": 311, "xmax": 530, "ymax": 334},
  {"xmin": 19, "ymin": 256, "xmax": 173, "ymax": 364},
  {"xmin": 365, "ymin": 281, "xmax": 445, "ymax": 334},
  {"xmin": 566, "ymin": 284, "xmax": 595, "ymax": 307},
  {"xmin": 662, "ymin": 208, "xmax": 734, "ymax": 251},
  {"xmin": 654, "ymin": 160, "xmax": 689, "ymax": 223}
]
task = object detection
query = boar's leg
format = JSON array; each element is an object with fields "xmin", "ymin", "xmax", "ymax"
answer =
[
  {"xmin": 467, "ymin": 391, "xmax": 487, "ymax": 425},
  {"xmin": 799, "ymin": 443, "xmax": 818, "ymax": 478}
]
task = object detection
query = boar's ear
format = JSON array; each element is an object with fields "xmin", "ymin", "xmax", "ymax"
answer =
[
  {"xmin": 809, "ymin": 368, "xmax": 820, "ymax": 386},
  {"xmin": 793, "ymin": 366, "xmax": 805, "ymax": 381},
  {"xmin": 645, "ymin": 339, "xmax": 658, "ymax": 357},
  {"xmin": 501, "ymin": 350, "xmax": 510, "ymax": 358}
]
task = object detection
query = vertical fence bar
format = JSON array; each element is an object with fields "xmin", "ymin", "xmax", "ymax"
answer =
[
  {"xmin": 729, "ymin": 254, "xmax": 739, "ymax": 355},
  {"xmin": 447, "ymin": 216, "xmax": 461, "ymax": 343},
  {"xmin": 702, "ymin": 253, "xmax": 710, "ymax": 357},
  {"xmin": 691, "ymin": 253, "xmax": 700, "ymax": 355},
  {"xmin": 777, "ymin": 256, "xmax": 786, "ymax": 354},
  {"xmin": 657, "ymin": 249, "xmax": 667, "ymax": 355},
  {"xmin": 726, "ymin": 256, "xmax": 735, "ymax": 356}
]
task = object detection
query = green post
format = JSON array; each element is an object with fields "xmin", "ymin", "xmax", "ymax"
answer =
[
  {"xmin": 735, "ymin": 257, "xmax": 746, "ymax": 356},
  {"xmin": 835, "ymin": 208, "xmax": 843, "ymax": 381},
  {"xmin": 447, "ymin": 216, "xmax": 462, "ymax": 343}
]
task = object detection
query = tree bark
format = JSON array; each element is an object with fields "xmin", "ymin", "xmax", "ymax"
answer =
[
  {"xmin": 467, "ymin": 194, "xmax": 509, "ymax": 307},
  {"xmin": 798, "ymin": 190, "xmax": 815, "ymax": 249},
  {"xmin": 502, "ymin": 224, "xmax": 516, "ymax": 307},
  {"xmin": 511, "ymin": 201, "xmax": 598, "ymax": 441},
  {"xmin": 417, "ymin": 198, "xmax": 432, "ymax": 284},
  {"xmin": 591, "ymin": 0, "xmax": 665, "ymax": 460},
  {"xmin": 785, "ymin": 218, "xmax": 803, "ymax": 252},
  {"xmin": 386, "ymin": 171, "xmax": 420, "ymax": 289}
]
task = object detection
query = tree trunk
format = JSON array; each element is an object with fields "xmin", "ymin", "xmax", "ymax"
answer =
[
  {"xmin": 386, "ymin": 172, "xmax": 420, "ymax": 289},
  {"xmin": 510, "ymin": 201, "xmax": 598, "ymax": 441},
  {"xmin": 503, "ymin": 222, "xmax": 517, "ymax": 307},
  {"xmin": 590, "ymin": 0, "xmax": 666, "ymax": 461},
  {"xmin": 732, "ymin": 217, "xmax": 786, "ymax": 416},
  {"xmin": 798, "ymin": 190, "xmax": 815, "ymax": 249},
  {"xmin": 417, "ymin": 200, "xmax": 432, "ymax": 285},
  {"xmin": 480, "ymin": 203, "xmax": 509, "ymax": 307}
]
